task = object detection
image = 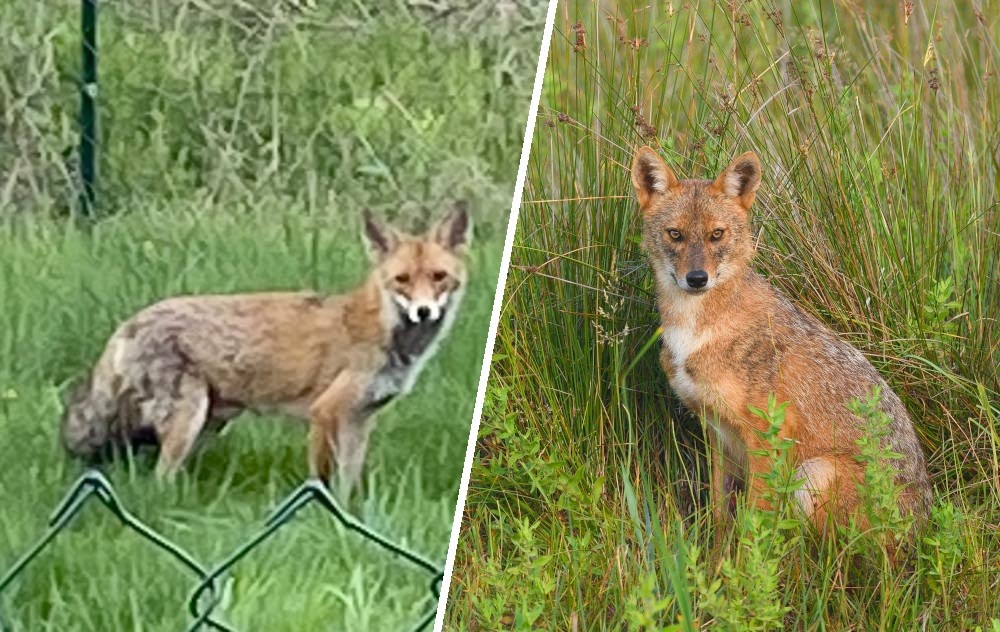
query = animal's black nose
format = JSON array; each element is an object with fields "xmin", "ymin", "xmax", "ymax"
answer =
[
  {"xmin": 686, "ymin": 270, "xmax": 709, "ymax": 289},
  {"xmin": 417, "ymin": 306, "xmax": 431, "ymax": 320}
]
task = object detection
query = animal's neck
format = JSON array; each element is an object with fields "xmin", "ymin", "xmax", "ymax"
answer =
[{"xmin": 340, "ymin": 276, "xmax": 400, "ymax": 343}]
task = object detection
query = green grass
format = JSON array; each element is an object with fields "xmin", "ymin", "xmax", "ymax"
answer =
[
  {"xmin": 447, "ymin": 1, "xmax": 999, "ymax": 630},
  {"xmin": 1, "ymin": 0, "xmax": 545, "ymax": 231},
  {"xmin": 0, "ymin": 1, "xmax": 545, "ymax": 629}
]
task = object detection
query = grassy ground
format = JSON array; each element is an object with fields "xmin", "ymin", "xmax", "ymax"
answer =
[
  {"xmin": 447, "ymin": 1, "xmax": 999, "ymax": 630},
  {"xmin": 0, "ymin": 1, "xmax": 545, "ymax": 630}
]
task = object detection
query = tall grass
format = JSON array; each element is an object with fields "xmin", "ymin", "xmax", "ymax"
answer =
[
  {"xmin": 0, "ymin": 207, "xmax": 504, "ymax": 630},
  {"xmin": 0, "ymin": 1, "xmax": 546, "ymax": 628},
  {"xmin": 447, "ymin": 1, "xmax": 999, "ymax": 629},
  {"xmin": 0, "ymin": 0, "xmax": 546, "ymax": 233}
]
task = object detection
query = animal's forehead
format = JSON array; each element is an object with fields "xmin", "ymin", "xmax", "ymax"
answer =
[
  {"xmin": 387, "ymin": 239, "xmax": 459, "ymax": 270},
  {"xmin": 643, "ymin": 180, "xmax": 740, "ymax": 226}
]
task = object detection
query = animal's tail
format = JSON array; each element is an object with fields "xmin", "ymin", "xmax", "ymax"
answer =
[{"xmin": 60, "ymin": 371, "xmax": 117, "ymax": 461}]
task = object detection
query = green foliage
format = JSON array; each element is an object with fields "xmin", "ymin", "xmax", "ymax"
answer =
[
  {"xmin": 748, "ymin": 395, "xmax": 804, "ymax": 521},
  {"xmin": 0, "ymin": 1, "xmax": 546, "ymax": 235},
  {"xmin": 456, "ymin": 383, "xmax": 615, "ymax": 630},
  {"xmin": 908, "ymin": 277, "xmax": 964, "ymax": 358},
  {"xmin": 848, "ymin": 386, "xmax": 913, "ymax": 557},
  {"xmin": 920, "ymin": 501, "xmax": 966, "ymax": 610},
  {"xmin": 0, "ymin": 1, "xmax": 542, "ymax": 629},
  {"xmin": 690, "ymin": 399, "xmax": 799, "ymax": 632},
  {"xmin": 448, "ymin": 0, "xmax": 1000, "ymax": 629},
  {"xmin": 626, "ymin": 573, "xmax": 677, "ymax": 632},
  {"xmin": 690, "ymin": 513, "xmax": 788, "ymax": 632}
]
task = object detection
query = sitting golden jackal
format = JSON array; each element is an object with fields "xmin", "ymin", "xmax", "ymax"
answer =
[
  {"xmin": 630, "ymin": 147, "xmax": 931, "ymax": 532},
  {"xmin": 61, "ymin": 203, "xmax": 472, "ymax": 493}
]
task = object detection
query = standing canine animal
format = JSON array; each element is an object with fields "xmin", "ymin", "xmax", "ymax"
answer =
[
  {"xmin": 61, "ymin": 203, "xmax": 472, "ymax": 495},
  {"xmin": 630, "ymin": 146, "xmax": 931, "ymax": 533}
]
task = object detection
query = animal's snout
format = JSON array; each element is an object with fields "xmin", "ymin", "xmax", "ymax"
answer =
[
  {"xmin": 404, "ymin": 300, "xmax": 442, "ymax": 324},
  {"xmin": 686, "ymin": 270, "xmax": 709, "ymax": 289}
]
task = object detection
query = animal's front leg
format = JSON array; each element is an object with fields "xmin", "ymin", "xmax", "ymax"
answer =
[
  {"xmin": 746, "ymin": 453, "xmax": 777, "ymax": 513},
  {"xmin": 704, "ymin": 418, "xmax": 746, "ymax": 519},
  {"xmin": 333, "ymin": 418, "xmax": 374, "ymax": 504},
  {"xmin": 707, "ymin": 430, "xmax": 729, "ymax": 524},
  {"xmin": 308, "ymin": 370, "xmax": 368, "ymax": 487}
]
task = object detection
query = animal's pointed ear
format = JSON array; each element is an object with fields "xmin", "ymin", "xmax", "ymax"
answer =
[
  {"xmin": 431, "ymin": 200, "xmax": 472, "ymax": 253},
  {"xmin": 361, "ymin": 211, "xmax": 399, "ymax": 260},
  {"xmin": 631, "ymin": 146, "xmax": 680, "ymax": 211},
  {"xmin": 711, "ymin": 151, "xmax": 761, "ymax": 211}
]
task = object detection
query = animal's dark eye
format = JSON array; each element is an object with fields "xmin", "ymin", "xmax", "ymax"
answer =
[
  {"xmin": 667, "ymin": 229, "xmax": 682, "ymax": 241},
  {"xmin": 431, "ymin": 270, "xmax": 447, "ymax": 282},
  {"xmin": 394, "ymin": 273, "xmax": 410, "ymax": 284},
  {"xmin": 711, "ymin": 228, "xmax": 724, "ymax": 240}
]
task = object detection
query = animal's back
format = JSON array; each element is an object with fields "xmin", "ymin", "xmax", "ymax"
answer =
[
  {"xmin": 768, "ymin": 284, "xmax": 931, "ymax": 515},
  {"xmin": 702, "ymin": 271, "xmax": 931, "ymax": 518},
  {"xmin": 121, "ymin": 292, "xmax": 384, "ymax": 405}
]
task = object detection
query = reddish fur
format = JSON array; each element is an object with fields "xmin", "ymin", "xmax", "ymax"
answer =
[
  {"xmin": 631, "ymin": 147, "xmax": 931, "ymax": 539},
  {"xmin": 61, "ymin": 208, "xmax": 472, "ymax": 497}
]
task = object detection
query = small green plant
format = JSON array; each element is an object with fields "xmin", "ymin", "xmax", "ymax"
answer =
[
  {"xmin": 626, "ymin": 572, "xmax": 677, "ymax": 631},
  {"xmin": 919, "ymin": 501, "xmax": 966, "ymax": 616},
  {"xmin": 713, "ymin": 512, "xmax": 791, "ymax": 631},
  {"xmin": 747, "ymin": 394, "xmax": 806, "ymax": 527},
  {"xmin": 683, "ymin": 395, "xmax": 801, "ymax": 632},
  {"xmin": 907, "ymin": 277, "xmax": 964, "ymax": 358},
  {"xmin": 922, "ymin": 278, "xmax": 962, "ymax": 335},
  {"xmin": 848, "ymin": 386, "xmax": 914, "ymax": 560}
]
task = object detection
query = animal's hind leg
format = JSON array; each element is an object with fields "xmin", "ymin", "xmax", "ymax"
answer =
[
  {"xmin": 793, "ymin": 456, "xmax": 864, "ymax": 532},
  {"xmin": 149, "ymin": 373, "xmax": 210, "ymax": 481}
]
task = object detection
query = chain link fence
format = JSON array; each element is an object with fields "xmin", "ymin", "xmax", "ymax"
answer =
[{"xmin": 0, "ymin": 471, "xmax": 442, "ymax": 631}]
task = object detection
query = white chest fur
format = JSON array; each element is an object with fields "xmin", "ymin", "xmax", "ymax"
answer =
[
  {"xmin": 661, "ymin": 312, "xmax": 710, "ymax": 404},
  {"xmin": 663, "ymin": 322, "xmax": 743, "ymax": 457}
]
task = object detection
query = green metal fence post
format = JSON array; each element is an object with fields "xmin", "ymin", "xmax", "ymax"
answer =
[{"xmin": 79, "ymin": 0, "xmax": 98, "ymax": 217}]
